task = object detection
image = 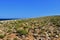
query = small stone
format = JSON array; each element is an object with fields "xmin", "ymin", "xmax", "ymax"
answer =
[{"xmin": 55, "ymin": 35, "xmax": 58, "ymax": 38}]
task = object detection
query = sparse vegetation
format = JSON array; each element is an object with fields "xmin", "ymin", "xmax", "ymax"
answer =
[{"xmin": 0, "ymin": 15, "xmax": 60, "ymax": 40}]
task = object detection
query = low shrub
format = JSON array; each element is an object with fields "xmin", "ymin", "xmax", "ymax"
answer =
[
  {"xmin": 0, "ymin": 34, "xmax": 5, "ymax": 39},
  {"xmin": 17, "ymin": 29, "xmax": 28, "ymax": 35}
]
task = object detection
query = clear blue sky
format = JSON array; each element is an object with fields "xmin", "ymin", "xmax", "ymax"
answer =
[{"xmin": 0, "ymin": 0, "xmax": 60, "ymax": 18}]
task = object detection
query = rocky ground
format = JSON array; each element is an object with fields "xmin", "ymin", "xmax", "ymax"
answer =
[{"xmin": 0, "ymin": 16, "xmax": 60, "ymax": 40}]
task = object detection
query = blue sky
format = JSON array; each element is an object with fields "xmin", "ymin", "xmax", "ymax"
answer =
[{"xmin": 0, "ymin": 0, "xmax": 60, "ymax": 18}]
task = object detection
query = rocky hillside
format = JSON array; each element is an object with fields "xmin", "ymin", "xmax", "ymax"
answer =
[{"xmin": 0, "ymin": 16, "xmax": 60, "ymax": 40}]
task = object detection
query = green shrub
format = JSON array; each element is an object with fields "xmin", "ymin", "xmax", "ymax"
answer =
[
  {"xmin": 17, "ymin": 29, "xmax": 28, "ymax": 35},
  {"xmin": 0, "ymin": 34, "xmax": 5, "ymax": 39},
  {"xmin": 7, "ymin": 29, "xmax": 12, "ymax": 33}
]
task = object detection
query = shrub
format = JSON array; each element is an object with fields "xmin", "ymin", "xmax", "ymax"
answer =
[
  {"xmin": 17, "ymin": 29, "xmax": 28, "ymax": 35},
  {"xmin": 0, "ymin": 34, "xmax": 5, "ymax": 39},
  {"xmin": 7, "ymin": 29, "xmax": 12, "ymax": 33}
]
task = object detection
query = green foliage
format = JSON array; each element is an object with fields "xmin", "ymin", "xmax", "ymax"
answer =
[
  {"xmin": 49, "ymin": 17, "xmax": 60, "ymax": 27},
  {"xmin": 0, "ymin": 34, "xmax": 5, "ymax": 39},
  {"xmin": 17, "ymin": 29, "xmax": 28, "ymax": 35},
  {"xmin": 7, "ymin": 29, "xmax": 12, "ymax": 33},
  {"xmin": 24, "ymin": 26, "xmax": 32, "ymax": 29}
]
